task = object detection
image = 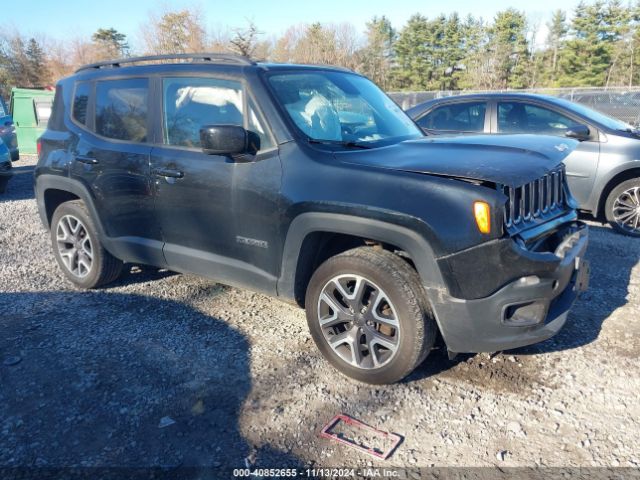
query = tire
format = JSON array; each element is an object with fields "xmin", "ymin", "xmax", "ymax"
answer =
[
  {"xmin": 604, "ymin": 178, "xmax": 640, "ymax": 237},
  {"xmin": 51, "ymin": 200, "xmax": 123, "ymax": 288},
  {"xmin": 305, "ymin": 247, "xmax": 437, "ymax": 384}
]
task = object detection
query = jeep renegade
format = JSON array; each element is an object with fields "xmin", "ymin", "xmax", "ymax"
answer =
[{"xmin": 35, "ymin": 54, "xmax": 589, "ymax": 384}]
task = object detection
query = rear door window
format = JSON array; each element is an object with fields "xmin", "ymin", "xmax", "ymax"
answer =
[
  {"xmin": 418, "ymin": 102, "xmax": 486, "ymax": 133},
  {"xmin": 498, "ymin": 102, "xmax": 575, "ymax": 135},
  {"xmin": 95, "ymin": 78, "xmax": 149, "ymax": 142}
]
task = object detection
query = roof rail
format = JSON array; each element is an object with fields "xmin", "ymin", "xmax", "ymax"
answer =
[{"xmin": 75, "ymin": 53, "xmax": 255, "ymax": 73}]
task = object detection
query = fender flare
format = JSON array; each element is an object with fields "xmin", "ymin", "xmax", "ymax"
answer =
[
  {"xmin": 35, "ymin": 174, "xmax": 107, "ymax": 238},
  {"xmin": 276, "ymin": 211, "xmax": 445, "ymax": 302}
]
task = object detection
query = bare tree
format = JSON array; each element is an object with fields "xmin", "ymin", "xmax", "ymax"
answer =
[
  {"xmin": 209, "ymin": 27, "xmax": 231, "ymax": 53},
  {"xmin": 271, "ymin": 26, "xmax": 302, "ymax": 63},
  {"xmin": 0, "ymin": 32, "xmax": 52, "ymax": 88},
  {"xmin": 229, "ymin": 20, "xmax": 262, "ymax": 58}
]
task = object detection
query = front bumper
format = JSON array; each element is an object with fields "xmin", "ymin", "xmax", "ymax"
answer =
[{"xmin": 430, "ymin": 221, "xmax": 589, "ymax": 353}]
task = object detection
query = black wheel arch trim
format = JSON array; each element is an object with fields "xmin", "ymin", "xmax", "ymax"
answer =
[
  {"xmin": 36, "ymin": 175, "xmax": 104, "ymax": 233},
  {"xmin": 277, "ymin": 211, "xmax": 446, "ymax": 303},
  {"xmin": 36, "ymin": 174, "xmax": 166, "ymax": 266}
]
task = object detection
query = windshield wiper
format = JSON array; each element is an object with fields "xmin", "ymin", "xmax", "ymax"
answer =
[{"xmin": 308, "ymin": 138, "xmax": 372, "ymax": 149}]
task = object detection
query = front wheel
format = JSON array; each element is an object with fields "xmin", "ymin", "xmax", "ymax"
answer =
[
  {"xmin": 305, "ymin": 247, "xmax": 437, "ymax": 384},
  {"xmin": 51, "ymin": 200, "xmax": 123, "ymax": 288},
  {"xmin": 605, "ymin": 178, "xmax": 640, "ymax": 237}
]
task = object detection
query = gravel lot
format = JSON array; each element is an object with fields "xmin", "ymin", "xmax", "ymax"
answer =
[{"xmin": 1, "ymin": 155, "xmax": 639, "ymax": 472}]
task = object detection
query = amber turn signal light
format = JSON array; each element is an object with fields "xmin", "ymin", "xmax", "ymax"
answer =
[{"xmin": 473, "ymin": 201, "xmax": 491, "ymax": 234}]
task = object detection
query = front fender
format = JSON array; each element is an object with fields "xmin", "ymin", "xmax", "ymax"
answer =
[{"xmin": 277, "ymin": 211, "xmax": 446, "ymax": 302}]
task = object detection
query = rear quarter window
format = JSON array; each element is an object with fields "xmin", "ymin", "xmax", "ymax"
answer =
[
  {"xmin": 72, "ymin": 82, "xmax": 91, "ymax": 126},
  {"xmin": 48, "ymin": 85, "xmax": 66, "ymax": 131},
  {"xmin": 95, "ymin": 78, "xmax": 149, "ymax": 142}
]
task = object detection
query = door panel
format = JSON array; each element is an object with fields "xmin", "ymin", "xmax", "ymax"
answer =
[
  {"xmin": 151, "ymin": 148, "xmax": 282, "ymax": 287},
  {"xmin": 151, "ymin": 75, "xmax": 282, "ymax": 293},
  {"xmin": 563, "ymin": 142, "xmax": 601, "ymax": 208},
  {"xmin": 69, "ymin": 77, "xmax": 163, "ymax": 266}
]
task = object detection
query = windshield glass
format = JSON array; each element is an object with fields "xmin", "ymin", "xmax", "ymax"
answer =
[
  {"xmin": 553, "ymin": 97, "xmax": 634, "ymax": 131},
  {"xmin": 267, "ymin": 71, "xmax": 422, "ymax": 145}
]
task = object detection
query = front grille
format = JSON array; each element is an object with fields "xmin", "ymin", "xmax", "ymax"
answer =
[{"xmin": 502, "ymin": 166, "xmax": 567, "ymax": 230}]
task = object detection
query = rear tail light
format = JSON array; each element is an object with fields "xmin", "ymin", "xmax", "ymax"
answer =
[{"xmin": 37, "ymin": 140, "xmax": 42, "ymax": 158}]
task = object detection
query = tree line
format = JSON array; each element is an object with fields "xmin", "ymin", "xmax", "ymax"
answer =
[{"xmin": 1, "ymin": 0, "xmax": 639, "ymax": 97}]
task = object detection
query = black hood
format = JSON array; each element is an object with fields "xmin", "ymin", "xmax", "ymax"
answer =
[{"xmin": 337, "ymin": 134, "xmax": 579, "ymax": 187}]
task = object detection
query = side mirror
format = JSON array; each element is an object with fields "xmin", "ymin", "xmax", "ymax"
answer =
[
  {"xmin": 200, "ymin": 125, "xmax": 249, "ymax": 156},
  {"xmin": 565, "ymin": 124, "xmax": 590, "ymax": 141}
]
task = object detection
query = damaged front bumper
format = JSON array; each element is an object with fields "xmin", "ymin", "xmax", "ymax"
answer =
[{"xmin": 430, "ymin": 220, "xmax": 589, "ymax": 353}]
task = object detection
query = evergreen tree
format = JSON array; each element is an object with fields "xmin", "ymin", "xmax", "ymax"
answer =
[
  {"xmin": 440, "ymin": 13, "xmax": 466, "ymax": 89},
  {"xmin": 548, "ymin": 10, "xmax": 568, "ymax": 79},
  {"xmin": 359, "ymin": 16, "xmax": 395, "ymax": 89},
  {"xmin": 92, "ymin": 28, "xmax": 129, "ymax": 59},
  {"xmin": 458, "ymin": 15, "xmax": 488, "ymax": 89},
  {"xmin": 393, "ymin": 14, "xmax": 432, "ymax": 89},
  {"xmin": 559, "ymin": 1, "xmax": 612, "ymax": 86},
  {"xmin": 489, "ymin": 9, "xmax": 530, "ymax": 89},
  {"xmin": 25, "ymin": 38, "xmax": 47, "ymax": 86}
]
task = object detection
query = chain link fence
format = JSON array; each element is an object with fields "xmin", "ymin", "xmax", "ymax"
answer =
[{"xmin": 388, "ymin": 86, "xmax": 640, "ymax": 126}]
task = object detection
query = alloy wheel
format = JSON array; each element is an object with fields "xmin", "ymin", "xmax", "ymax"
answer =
[
  {"xmin": 317, "ymin": 274, "xmax": 400, "ymax": 369},
  {"xmin": 612, "ymin": 186, "xmax": 640, "ymax": 234},
  {"xmin": 56, "ymin": 214, "xmax": 93, "ymax": 278}
]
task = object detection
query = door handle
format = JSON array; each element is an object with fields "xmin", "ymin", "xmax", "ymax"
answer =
[
  {"xmin": 75, "ymin": 155, "xmax": 98, "ymax": 165},
  {"xmin": 152, "ymin": 167, "xmax": 184, "ymax": 179}
]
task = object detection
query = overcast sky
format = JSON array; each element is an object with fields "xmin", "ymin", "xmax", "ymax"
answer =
[{"xmin": 10, "ymin": 0, "xmax": 583, "ymax": 49}]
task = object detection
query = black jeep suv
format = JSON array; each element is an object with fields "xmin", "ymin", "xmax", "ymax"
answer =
[{"xmin": 35, "ymin": 54, "xmax": 589, "ymax": 384}]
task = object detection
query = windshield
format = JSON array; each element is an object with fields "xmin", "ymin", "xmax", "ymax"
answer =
[
  {"xmin": 553, "ymin": 97, "xmax": 634, "ymax": 131},
  {"xmin": 267, "ymin": 71, "xmax": 422, "ymax": 145}
]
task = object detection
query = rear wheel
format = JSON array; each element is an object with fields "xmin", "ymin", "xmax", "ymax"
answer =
[
  {"xmin": 605, "ymin": 178, "xmax": 640, "ymax": 237},
  {"xmin": 51, "ymin": 200, "xmax": 123, "ymax": 288},
  {"xmin": 305, "ymin": 247, "xmax": 437, "ymax": 384}
]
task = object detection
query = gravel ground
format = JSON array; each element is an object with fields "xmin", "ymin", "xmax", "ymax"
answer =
[{"xmin": 1, "ymin": 155, "xmax": 639, "ymax": 472}]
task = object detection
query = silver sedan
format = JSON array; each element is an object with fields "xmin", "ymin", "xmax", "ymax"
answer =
[{"xmin": 407, "ymin": 93, "xmax": 640, "ymax": 236}]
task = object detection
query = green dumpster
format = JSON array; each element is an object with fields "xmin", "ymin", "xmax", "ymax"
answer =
[{"xmin": 9, "ymin": 88, "xmax": 54, "ymax": 154}]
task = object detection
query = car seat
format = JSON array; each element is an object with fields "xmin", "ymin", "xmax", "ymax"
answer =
[{"xmin": 504, "ymin": 104, "xmax": 528, "ymax": 132}]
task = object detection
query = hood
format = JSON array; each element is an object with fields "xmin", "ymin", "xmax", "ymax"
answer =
[{"xmin": 338, "ymin": 134, "xmax": 579, "ymax": 187}]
